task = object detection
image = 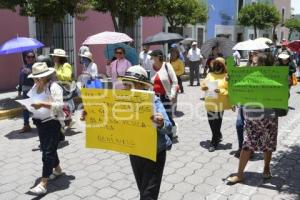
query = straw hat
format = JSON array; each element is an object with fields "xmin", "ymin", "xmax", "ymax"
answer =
[
  {"xmin": 192, "ymin": 42, "xmax": 197, "ymax": 46},
  {"xmin": 50, "ymin": 49, "xmax": 68, "ymax": 57},
  {"xmin": 28, "ymin": 62, "xmax": 55, "ymax": 78},
  {"xmin": 80, "ymin": 51, "xmax": 93, "ymax": 61},
  {"xmin": 118, "ymin": 65, "xmax": 153, "ymax": 88}
]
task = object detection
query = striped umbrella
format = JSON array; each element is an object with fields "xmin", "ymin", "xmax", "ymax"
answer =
[{"xmin": 200, "ymin": 37, "xmax": 235, "ymax": 58}]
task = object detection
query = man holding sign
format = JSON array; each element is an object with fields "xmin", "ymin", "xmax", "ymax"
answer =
[{"xmin": 81, "ymin": 65, "xmax": 172, "ymax": 200}]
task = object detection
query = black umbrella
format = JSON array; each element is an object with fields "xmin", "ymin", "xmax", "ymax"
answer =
[
  {"xmin": 143, "ymin": 32, "xmax": 184, "ymax": 45},
  {"xmin": 200, "ymin": 37, "xmax": 235, "ymax": 58}
]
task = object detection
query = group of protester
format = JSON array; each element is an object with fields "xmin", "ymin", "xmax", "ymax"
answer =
[{"xmin": 16, "ymin": 38, "xmax": 300, "ymax": 199}]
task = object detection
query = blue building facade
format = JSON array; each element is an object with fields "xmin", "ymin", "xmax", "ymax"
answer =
[{"xmin": 206, "ymin": 0, "xmax": 238, "ymax": 40}]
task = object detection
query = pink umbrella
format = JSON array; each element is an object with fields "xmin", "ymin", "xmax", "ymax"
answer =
[{"xmin": 83, "ymin": 31, "xmax": 133, "ymax": 45}]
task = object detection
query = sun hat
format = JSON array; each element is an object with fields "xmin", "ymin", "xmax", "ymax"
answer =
[
  {"xmin": 171, "ymin": 43, "xmax": 178, "ymax": 48},
  {"xmin": 278, "ymin": 52, "xmax": 290, "ymax": 60},
  {"xmin": 192, "ymin": 41, "xmax": 197, "ymax": 46},
  {"xmin": 214, "ymin": 57, "xmax": 226, "ymax": 65},
  {"xmin": 50, "ymin": 49, "xmax": 68, "ymax": 57},
  {"xmin": 118, "ymin": 65, "xmax": 153, "ymax": 88},
  {"xmin": 28, "ymin": 62, "xmax": 56, "ymax": 79},
  {"xmin": 80, "ymin": 51, "xmax": 93, "ymax": 61}
]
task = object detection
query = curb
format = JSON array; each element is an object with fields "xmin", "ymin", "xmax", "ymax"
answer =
[{"xmin": 0, "ymin": 107, "xmax": 23, "ymax": 120}]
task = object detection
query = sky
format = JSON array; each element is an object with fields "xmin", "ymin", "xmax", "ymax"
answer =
[{"xmin": 291, "ymin": 0, "xmax": 300, "ymax": 14}]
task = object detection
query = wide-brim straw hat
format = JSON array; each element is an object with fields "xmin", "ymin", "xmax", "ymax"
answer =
[
  {"xmin": 118, "ymin": 65, "xmax": 153, "ymax": 88},
  {"xmin": 50, "ymin": 48, "xmax": 68, "ymax": 57},
  {"xmin": 28, "ymin": 62, "xmax": 56, "ymax": 78},
  {"xmin": 278, "ymin": 52, "xmax": 290, "ymax": 60}
]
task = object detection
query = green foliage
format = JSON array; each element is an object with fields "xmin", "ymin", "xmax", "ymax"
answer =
[
  {"xmin": 161, "ymin": 0, "xmax": 208, "ymax": 31},
  {"xmin": 238, "ymin": 3, "xmax": 280, "ymax": 38},
  {"xmin": 0, "ymin": 0, "xmax": 91, "ymax": 22},
  {"xmin": 285, "ymin": 18, "xmax": 300, "ymax": 40}
]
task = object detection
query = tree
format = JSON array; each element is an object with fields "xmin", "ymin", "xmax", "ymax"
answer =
[
  {"xmin": 92, "ymin": 0, "xmax": 161, "ymax": 35},
  {"xmin": 285, "ymin": 18, "xmax": 300, "ymax": 40},
  {"xmin": 238, "ymin": 3, "xmax": 280, "ymax": 39},
  {"xmin": 0, "ymin": 0, "xmax": 91, "ymax": 46},
  {"xmin": 160, "ymin": 0, "xmax": 208, "ymax": 33}
]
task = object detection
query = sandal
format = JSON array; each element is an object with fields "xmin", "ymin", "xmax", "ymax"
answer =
[
  {"xmin": 29, "ymin": 183, "xmax": 47, "ymax": 195},
  {"xmin": 49, "ymin": 170, "xmax": 62, "ymax": 180},
  {"xmin": 227, "ymin": 176, "xmax": 243, "ymax": 185}
]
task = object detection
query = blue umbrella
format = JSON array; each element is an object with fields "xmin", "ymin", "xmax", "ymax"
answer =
[
  {"xmin": 104, "ymin": 43, "xmax": 138, "ymax": 65},
  {"xmin": 0, "ymin": 37, "xmax": 44, "ymax": 55}
]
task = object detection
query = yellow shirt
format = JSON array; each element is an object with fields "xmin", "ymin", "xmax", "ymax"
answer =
[
  {"xmin": 202, "ymin": 72, "xmax": 231, "ymax": 112},
  {"xmin": 170, "ymin": 59, "xmax": 185, "ymax": 76},
  {"xmin": 55, "ymin": 63, "xmax": 72, "ymax": 82}
]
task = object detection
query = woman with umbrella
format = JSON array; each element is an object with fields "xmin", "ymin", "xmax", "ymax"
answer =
[
  {"xmin": 106, "ymin": 47, "xmax": 132, "ymax": 89},
  {"xmin": 18, "ymin": 50, "xmax": 36, "ymax": 133}
]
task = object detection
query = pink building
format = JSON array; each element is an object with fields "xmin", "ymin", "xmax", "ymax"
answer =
[{"xmin": 0, "ymin": 9, "xmax": 163, "ymax": 91}]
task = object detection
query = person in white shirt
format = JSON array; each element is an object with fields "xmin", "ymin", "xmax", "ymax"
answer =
[
  {"xmin": 139, "ymin": 45, "xmax": 152, "ymax": 74},
  {"xmin": 187, "ymin": 42, "xmax": 203, "ymax": 86},
  {"xmin": 79, "ymin": 51, "xmax": 98, "ymax": 87},
  {"xmin": 233, "ymin": 50, "xmax": 241, "ymax": 66}
]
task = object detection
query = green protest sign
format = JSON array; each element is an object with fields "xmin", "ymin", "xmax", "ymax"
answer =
[{"xmin": 227, "ymin": 57, "xmax": 289, "ymax": 109}]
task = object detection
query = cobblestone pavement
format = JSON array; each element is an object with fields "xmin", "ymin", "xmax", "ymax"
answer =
[{"xmin": 0, "ymin": 82, "xmax": 300, "ymax": 200}]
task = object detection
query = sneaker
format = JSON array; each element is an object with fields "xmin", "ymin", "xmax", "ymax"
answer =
[
  {"xmin": 172, "ymin": 123, "xmax": 178, "ymax": 138},
  {"xmin": 208, "ymin": 146, "xmax": 216, "ymax": 152},
  {"xmin": 19, "ymin": 125, "xmax": 31, "ymax": 133},
  {"xmin": 49, "ymin": 170, "xmax": 63, "ymax": 180},
  {"xmin": 29, "ymin": 183, "xmax": 47, "ymax": 195}
]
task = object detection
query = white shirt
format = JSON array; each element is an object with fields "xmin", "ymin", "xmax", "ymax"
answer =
[
  {"xmin": 187, "ymin": 48, "xmax": 203, "ymax": 62},
  {"xmin": 139, "ymin": 50, "xmax": 152, "ymax": 71},
  {"xmin": 233, "ymin": 50, "xmax": 241, "ymax": 66},
  {"xmin": 84, "ymin": 62, "xmax": 98, "ymax": 79},
  {"xmin": 27, "ymin": 82, "xmax": 64, "ymax": 121}
]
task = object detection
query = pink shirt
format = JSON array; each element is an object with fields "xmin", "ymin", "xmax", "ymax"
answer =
[{"xmin": 107, "ymin": 58, "xmax": 132, "ymax": 89}]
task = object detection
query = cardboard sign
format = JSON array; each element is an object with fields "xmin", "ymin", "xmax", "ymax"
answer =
[
  {"xmin": 227, "ymin": 57, "xmax": 289, "ymax": 109},
  {"xmin": 81, "ymin": 89, "xmax": 157, "ymax": 161}
]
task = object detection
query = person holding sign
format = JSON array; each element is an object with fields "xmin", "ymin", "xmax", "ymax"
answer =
[
  {"xmin": 227, "ymin": 53, "xmax": 284, "ymax": 184},
  {"xmin": 25, "ymin": 62, "xmax": 64, "ymax": 195},
  {"xmin": 201, "ymin": 57, "xmax": 231, "ymax": 152},
  {"xmin": 119, "ymin": 65, "xmax": 172, "ymax": 200}
]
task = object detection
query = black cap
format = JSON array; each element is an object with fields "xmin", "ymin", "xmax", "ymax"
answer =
[{"xmin": 149, "ymin": 49, "xmax": 163, "ymax": 57}]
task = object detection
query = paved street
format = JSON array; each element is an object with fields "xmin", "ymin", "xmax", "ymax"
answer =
[{"xmin": 0, "ymin": 82, "xmax": 300, "ymax": 200}]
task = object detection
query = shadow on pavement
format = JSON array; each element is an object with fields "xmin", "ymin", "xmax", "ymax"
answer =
[
  {"xmin": 199, "ymin": 140, "xmax": 232, "ymax": 151},
  {"xmin": 224, "ymin": 145, "xmax": 300, "ymax": 200},
  {"xmin": 64, "ymin": 128, "xmax": 82, "ymax": 137},
  {"xmin": 174, "ymin": 111, "xmax": 184, "ymax": 118},
  {"xmin": 4, "ymin": 129, "xmax": 37, "ymax": 140},
  {"xmin": 26, "ymin": 173, "xmax": 75, "ymax": 199}
]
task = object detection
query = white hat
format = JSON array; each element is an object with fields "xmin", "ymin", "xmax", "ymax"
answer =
[
  {"xmin": 80, "ymin": 51, "xmax": 93, "ymax": 61},
  {"xmin": 278, "ymin": 52, "xmax": 290, "ymax": 60},
  {"xmin": 118, "ymin": 65, "xmax": 153, "ymax": 88},
  {"xmin": 50, "ymin": 49, "xmax": 68, "ymax": 57},
  {"xmin": 28, "ymin": 62, "xmax": 56, "ymax": 78},
  {"xmin": 192, "ymin": 42, "xmax": 197, "ymax": 46}
]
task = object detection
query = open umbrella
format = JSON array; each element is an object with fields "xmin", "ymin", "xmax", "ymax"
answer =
[
  {"xmin": 143, "ymin": 32, "xmax": 183, "ymax": 45},
  {"xmin": 104, "ymin": 43, "xmax": 138, "ymax": 65},
  {"xmin": 181, "ymin": 37, "xmax": 195, "ymax": 45},
  {"xmin": 201, "ymin": 37, "xmax": 235, "ymax": 58},
  {"xmin": 83, "ymin": 31, "xmax": 133, "ymax": 45},
  {"xmin": 232, "ymin": 39, "xmax": 269, "ymax": 51},
  {"xmin": 0, "ymin": 37, "xmax": 44, "ymax": 55},
  {"xmin": 255, "ymin": 37, "xmax": 273, "ymax": 44},
  {"xmin": 287, "ymin": 40, "xmax": 300, "ymax": 52}
]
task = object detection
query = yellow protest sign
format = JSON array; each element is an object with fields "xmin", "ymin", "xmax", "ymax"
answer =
[{"xmin": 81, "ymin": 89, "xmax": 157, "ymax": 161}]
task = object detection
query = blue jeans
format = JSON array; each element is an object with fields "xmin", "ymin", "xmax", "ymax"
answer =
[
  {"xmin": 22, "ymin": 91, "xmax": 30, "ymax": 125},
  {"xmin": 236, "ymin": 107, "xmax": 244, "ymax": 149}
]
